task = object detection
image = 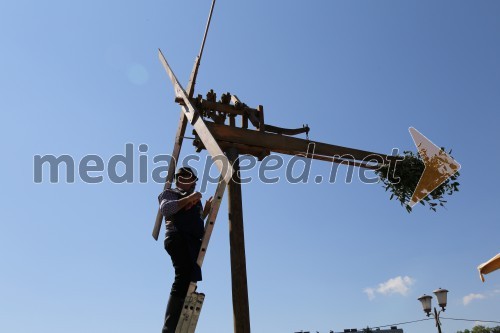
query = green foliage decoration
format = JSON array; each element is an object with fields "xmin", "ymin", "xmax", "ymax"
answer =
[{"xmin": 375, "ymin": 148, "xmax": 460, "ymax": 213}]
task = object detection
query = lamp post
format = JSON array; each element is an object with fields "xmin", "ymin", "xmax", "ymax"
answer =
[{"xmin": 418, "ymin": 288, "xmax": 449, "ymax": 333}]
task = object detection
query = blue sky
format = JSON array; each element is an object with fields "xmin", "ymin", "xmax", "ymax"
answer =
[{"xmin": 1, "ymin": 1, "xmax": 499, "ymax": 332}]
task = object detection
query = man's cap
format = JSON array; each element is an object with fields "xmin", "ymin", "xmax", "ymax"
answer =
[{"xmin": 175, "ymin": 167, "xmax": 198, "ymax": 181}]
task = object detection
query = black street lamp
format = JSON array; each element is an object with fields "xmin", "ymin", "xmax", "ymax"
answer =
[{"xmin": 418, "ymin": 288, "xmax": 449, "ymax": 333}]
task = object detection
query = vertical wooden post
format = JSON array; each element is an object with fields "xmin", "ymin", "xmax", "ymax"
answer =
[
  {"xmin": 229, "ymin": 114, "xmax": 236, "ymax": 127},
  {"xmin": 257, "ymin": 105, "xmax": 265, "ymax": 132},
  {"xmin": 241, "ymin": 113, "xmax": 249, "ymax": 129},
  {"xmin": 226, "ymin": 147, "xmax": 251, "ymax": 333}
]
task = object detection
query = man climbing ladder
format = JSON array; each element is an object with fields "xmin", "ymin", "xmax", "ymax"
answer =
[{"xmin": 158, "ymin": 167, "xmax": 212, "ymax": 333}]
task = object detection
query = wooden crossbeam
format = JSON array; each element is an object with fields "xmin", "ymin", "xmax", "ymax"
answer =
[
  {"xmin": 185, "ymin": 98, "xmax": 251, "ymax": 116},
  {"xmin": 203, "ymin": 122, "xmax": 390, "ymax": 166}
]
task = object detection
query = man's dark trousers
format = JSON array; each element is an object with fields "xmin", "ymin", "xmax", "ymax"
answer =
[{"xmin": 162, "ymin": 234, "xmax": 192, "ymax": 333}]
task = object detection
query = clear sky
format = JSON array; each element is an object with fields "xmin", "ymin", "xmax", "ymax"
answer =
[{"xmin": 1, "ymin": 1, "xmax": 499, "ymax": 332}]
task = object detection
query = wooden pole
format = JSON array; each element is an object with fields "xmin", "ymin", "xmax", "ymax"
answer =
[{"xmin": 226, "ymin": 147, "xmax": 251, "ymax": 333}]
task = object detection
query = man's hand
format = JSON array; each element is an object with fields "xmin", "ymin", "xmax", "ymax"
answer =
[
  {"xmin": 184, "ymin": 192, "xmax": 202, "ymax": 210},
  {"xmin": 190, "ymin": 192, "xmax": 202, "ymax": 202},
  {"xmin": 202, "ymin": 196, "xmax": 213, "ymax": 219}
]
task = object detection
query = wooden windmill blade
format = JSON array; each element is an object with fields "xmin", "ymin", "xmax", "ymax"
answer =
[
  {"xmin": 158, "ymin": 49, "xmax": 234, "ymax": 183},
  {"xmin": 478, "ymin": 253, "xmax": 500, "ymax": 282},
  {"xmin": 151, "ymin": 110, "xmax": 189, "ymax": 241},
  {"xmin": 152, "ymin": 0, "xmax": 218, "ymax": 240}
]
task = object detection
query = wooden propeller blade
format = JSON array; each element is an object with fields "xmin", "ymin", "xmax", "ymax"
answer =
[
  {"xmin": 158, "ymin": 49, "xmax": 233, "ymax": 183},
  {"xmin": 152, "ymin": 0, "xmax": 218, "ymax": 241}
]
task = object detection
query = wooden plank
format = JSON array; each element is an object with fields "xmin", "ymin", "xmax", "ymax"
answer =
[
  {"xmin": 226, "ymin": 148, "xmax": 251, "ymax": 333},
  {"xmin": 282, "ymin": 150, "xmax": 382, "ymax": 170},
  {"xmin": 196, "ymin": 176, "xmax": 227, "ymax": 268},
  {"xmin": 152, "ymin": 111, "xmax": 188, "ymax": 240},
  {"xmin": 186, "ymin": 293, "xmax": 205, "ymax": 333},
  {"xmin": 158, "ymin": 49, "xmax": 234, "ymax": 184},
  {"xmin": 205, "ymin": 122, "xmax": 389, "ymax": 165}
]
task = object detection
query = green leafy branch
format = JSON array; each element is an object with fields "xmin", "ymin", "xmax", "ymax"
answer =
[{"xmin": 375, "ymin": 148, "xmax": 460, "ymax": 213}]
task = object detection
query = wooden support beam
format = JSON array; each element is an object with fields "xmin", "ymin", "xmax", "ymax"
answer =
[
  {"xmin": 226, "ymin": 148, "xmax": 251, "ymax": 333},
  {"xmin": 282, "ymin": 150, "xmax": 381, "ymax": 170},
  {"xmin": 217, "ymin": 142, "xmax": 270, "ymax": 161},
  {"xmin": 152, "ymin": 110, "xmax": 189, "ymax": 240},
  {"xmin": 231, "ymin": 94, "xmax": 260, "ymax": 130},
  {"xmin": 257, "ymin": 105, "xmax": 265, "ymax": 132},
  {"xmin": 241, "ymin": 114, "xmax": 249, "ymax": 129},
  {"xmin": 205, "ymin": 122, "xmax": 389, "ymax": 166}
]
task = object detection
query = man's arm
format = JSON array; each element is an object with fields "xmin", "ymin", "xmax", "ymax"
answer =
[{"xmin": 160, "ymin": 191, "xmax": 202, "ymax": 218}]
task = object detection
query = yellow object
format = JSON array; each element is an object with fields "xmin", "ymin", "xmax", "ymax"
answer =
[{"xmin": 478, "ymin": 253, "xmax": 500, "ymax": 282}]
